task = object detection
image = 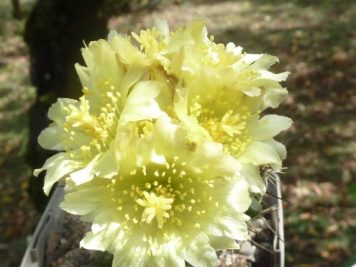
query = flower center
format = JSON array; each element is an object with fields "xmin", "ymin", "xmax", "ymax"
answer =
[
  {"xmin": 132, "ymin": 28, "xmax": 168, "ymax": 56},
  {"xmin": 191, "ymin": 96, "xmax": 252, "ymax": 156},
  {"xmin": 107, "ymin": 157, "xmax": 222, "ymax": 231},
  {"xmin": 63, "ymin": 81, "xmax": 122, "ymax": 159},
  {"xmin": 136, "ymin": 191, "xmax": 174, "ymax": 228}
]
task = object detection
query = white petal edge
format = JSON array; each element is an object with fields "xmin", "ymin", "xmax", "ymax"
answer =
[
  {"xmin": 34, "ymin": 152, "xmax": 80, "ymax": 195},
  {"xmin": 252, "ymin": 115, "xmax": 292, "ymax": 141}
]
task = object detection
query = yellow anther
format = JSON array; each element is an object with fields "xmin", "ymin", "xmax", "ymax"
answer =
[{"xmin": 136, "ymin": 191, "xmax": 174, "ymax": 229}]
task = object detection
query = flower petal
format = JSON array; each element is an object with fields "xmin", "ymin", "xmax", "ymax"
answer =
[
  {"xmin": 81, "ymin": 222, "xmax": 122, "ymax": 251},
  {"xmin": 241, "ymin": 163, "xmax": 266, "ymax": 194},
  {"xmin": 48, "ymin": 98, "xmax": 78, "ymax": 123},
  {"xmin": 69, "ymin": 154, "xmax": 100, "ymax": 185},
  {"xmin": 75, "ymin": 64, "xmax": 92, "ymax": 89},
  {"xmin": 38, "ymin": 124, "xmax": 65, "ymax": 150},
  {"xmin": 252, "ymin": 115, "xmax": 292, "ymax": 141},
  {"xmin": 217, "ymin": 215, "xmax": 250, "ymax": 241},
  {"xmin": 94, "ymin": 141, "xmax": 120, "ymax": 178},
  {"xmin": 120, "ymin": 81, "xmax": 163, "ymax": 123},
  {"xmin": 238, "ymin": 141, "xmax": 282, "ymax": 168},
  {"xmin": 263, "ymin": 87, "xmax": 288, "ymax": 108},
  {"xmin": 60, "ymin": 189, "xmax": 100, "ymax": 215},
  {"xmin": 113, "ymin": 245, "xmax": 151, "ymax": 267},
  {"xmin": 228, "ymin": 179, "xmax": 252, "ymax": 213},
  {"xmin": 209, "ymin": 235, "xmax": 239, "ymax": 251},
  {"xmin": 109, "ymin": 34, "xmax": 147, "ymax": 66},
  {"xmin": 34, "ymin": 153, "xmax": 80, "ymax": 195},
  {"xmin": 155, "ymin": 239, "xmax": 185, "ymax": 267},
  {"xmin": 184, "ymin": 233, "xmax": 218, "ymax": 267},
  {"xmin": 259, "ymin": 70, "xmax": 289, "ymax": 82},
  {"xmin": 267, "ymin": 139, "xmax": 287, "ymax": 160},
  {"xmin": 80, "ymin": 228, "xmax": 107, "ymax": 251}
]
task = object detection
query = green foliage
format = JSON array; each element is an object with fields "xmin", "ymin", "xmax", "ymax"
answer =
[{"xmin": 347, "ymin": 184, "xmax": 356, "ymax": 205}]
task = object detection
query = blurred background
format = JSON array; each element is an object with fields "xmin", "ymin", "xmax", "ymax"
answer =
[{"xmin": 0, "ymin": 0, "xmax": 355, "ymax": 266}]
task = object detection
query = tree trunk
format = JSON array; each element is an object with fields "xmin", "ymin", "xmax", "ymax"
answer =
[
  {"xmin": 24, "ymin": 0, "xmax": 109, "ymax": 210},
  {"xmin": 10, "ymin": 0, "xmax": 21, "ymax": 19}
]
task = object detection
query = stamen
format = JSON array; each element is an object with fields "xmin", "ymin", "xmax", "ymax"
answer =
[{"xmin": 137, "ymin": 191, "xmax": 174, "ymax": 228}]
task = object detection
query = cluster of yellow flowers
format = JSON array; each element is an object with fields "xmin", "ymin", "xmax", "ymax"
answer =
[{"xmin": 36, "ymin": 21, "xmax": 291, "ymax": 267}]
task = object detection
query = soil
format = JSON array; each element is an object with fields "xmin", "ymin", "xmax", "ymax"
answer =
[{"xmin": 45, "ymin": 214, "xmax": 113, "ymax": 267}]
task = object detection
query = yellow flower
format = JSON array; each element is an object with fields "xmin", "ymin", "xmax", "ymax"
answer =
[
  {"xmin": 61, "ymin": 117, "xmax": 251, "ymax": 267},
  {"xmin": 175, "ymin": 109, "xmax": 291, "ymax": 193},
  {"xmin": 129, "ymin": 21, "xmax": 289, "ymax": 109},
  {"xmin": 35, "ymin": 38, "xmax": 164, "ymax": 195},
  {"xmin": 130, "ymin": 21, "xmax": 292, "ymax": 193},
  {"xmin": 35, "ymin": 21, "xmax": 292, "ymax": 266}
]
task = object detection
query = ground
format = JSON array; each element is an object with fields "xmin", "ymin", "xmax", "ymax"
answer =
[
  {"xmin": 0, "ymin": 1, "xmax": 38, "ymax": 266},
  {"xmin": 0, "ymin": 0, "xmax": 355, "ymax": 266}
]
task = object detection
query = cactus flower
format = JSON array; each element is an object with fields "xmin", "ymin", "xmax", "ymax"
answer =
[
  {"xmin": 35, "ymin": 20, "xmax": 292, "ymax": 267},
  {"xmin": 35, "ymin": 39, "xmax": 164, "ymax": 194},
  {"xmin": 130, "ymin": 21, "xmax": 292, "ymax": 193},
  {"xmin": 61, "ymin": 117, "xmax": 252, "ymax": 267}
]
